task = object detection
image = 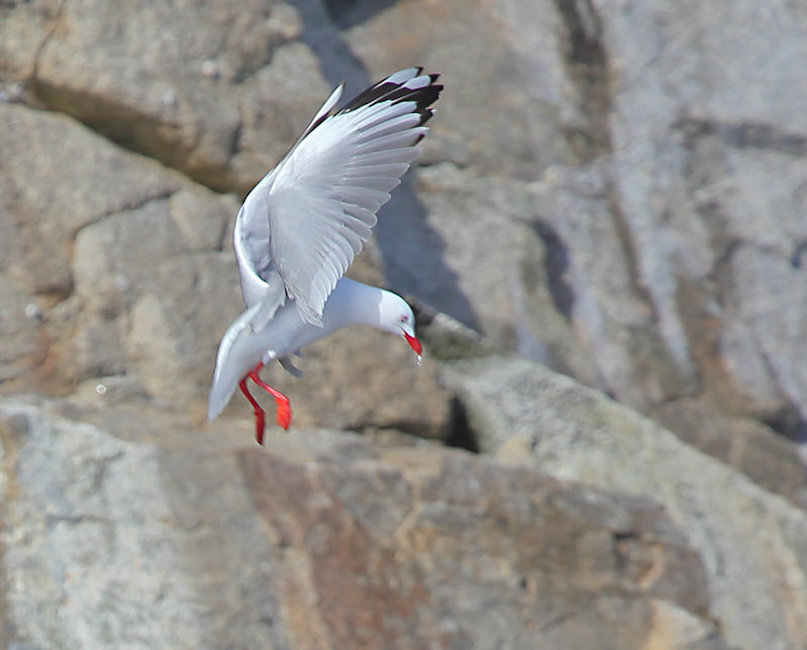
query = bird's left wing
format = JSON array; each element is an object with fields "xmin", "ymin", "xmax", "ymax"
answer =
[
  {"xmin": 263, "ymin": 68, "xmax": 442, "ymax": 325},
  {"xmin": 234, "ymin": 80, "xmax": 345, "ymax": 307}
]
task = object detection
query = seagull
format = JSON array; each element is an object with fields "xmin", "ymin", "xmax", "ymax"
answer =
[{"xmin": 208, "ymin": 67, "xmax": 442, "ymax": 443}]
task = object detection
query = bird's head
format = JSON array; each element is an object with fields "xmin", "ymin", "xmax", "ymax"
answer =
[{"xmin": 378, "ymin": 291, "xmax": 422, "ymax": 357}]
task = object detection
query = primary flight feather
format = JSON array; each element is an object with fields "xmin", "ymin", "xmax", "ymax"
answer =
[{"xmin": 209, "ymin": 67, "xmax": 441, "ymax": 443}]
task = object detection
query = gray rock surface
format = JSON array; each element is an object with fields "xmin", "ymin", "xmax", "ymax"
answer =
[
  {"xmin": 340, "ymin": 0, "xmax": 807, "ymax": 432},
  {"xmin": 0, "ymin": 400, "xmax": 291, "ymax": 650},
  {"xmin": 0, "ymin": 398, "xmax": 725, "ymax": 650},
  {"xmin": 336, "ymin": 0, "xmax": 807, "ymax": 495},
  {"xmin": 651, "ymin": 398, "xmax": 807, "ymax": 507},
  {"xmin": 442, "ymin": 357, "xmax": 807, "ymax": 650},
  {"xmin": 8, "ymin": 0, "xmax": 318, "ymax": 194},
  {"xmin": 6, "ymin": 0, "xmax": 807, "ymax": 441},
  {"xmin": 0, "ymin": 102, "xmax": 450, "ymax": 434},
  {"xmin": 2, "ymin": 0, "xmax": 807, "ymax": 647},
  {"xmin": 0, "ymin": 101, "xmax": 239, "ymax": 400}
]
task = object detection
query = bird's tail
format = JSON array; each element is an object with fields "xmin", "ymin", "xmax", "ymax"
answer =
[{"xmin": 208, "ymin": 305, "xmax": 265, "ymax": 422}]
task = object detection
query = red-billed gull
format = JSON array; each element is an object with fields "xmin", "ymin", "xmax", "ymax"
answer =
[{"xmin": 208, "ymin": 68, "xmax": 441, "ymax": 443}]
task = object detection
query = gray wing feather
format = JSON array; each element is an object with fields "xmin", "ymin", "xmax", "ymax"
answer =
[
  {"xmin": 233, "ymin": 203, "xmax": 287, "ymax": 332},
  {"xmin": 232, "ymin": 83, "xmax": 346, "ymax": 316},
  {"xmin": 263, "ymin": 69, "xmax": 441, "ymax": 324}
]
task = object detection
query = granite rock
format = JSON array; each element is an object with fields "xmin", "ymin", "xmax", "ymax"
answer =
[
  {"xmin": 442, "ymin": 357, "xmax": 807, "ymax": 650},
  {"xmin": 0, "ymin": 397, "xmax": 725, "ymax": 650}
]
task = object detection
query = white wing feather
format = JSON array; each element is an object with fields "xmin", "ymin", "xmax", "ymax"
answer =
[{"xmin": 235, "ymin": 67, "xmax": 441, "ymax": 325}]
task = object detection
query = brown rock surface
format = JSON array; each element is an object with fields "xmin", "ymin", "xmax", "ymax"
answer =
[
  {"xmin": 652, "ymin": 398, "xmax": 807, "ymax": 508},
  {"xmin": 442, "ymin": 356, "xmax": 807, "ymax": 650},
  {"xmin": 15, "ymin": 0, "xmax": 319, "ymax": 194},
  {"xmin": 0, "ymin": 398, "xmax": 724, "ymax": 650},
  {"xmin": 0, "ymin": 102, "xmax": 450, "ymax": 435},
  {"xmin": 2, "ymin": 0, "xmax": 807, "ymax": 648}
]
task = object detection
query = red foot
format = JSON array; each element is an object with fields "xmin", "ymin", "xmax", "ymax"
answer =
[
  {"xmin": 238, "ymin": 362, "xmax": 293, "ymax": 445},
  {"xmin": 253, "ymin": 404, "xmax": 267, "ymax": 444}
]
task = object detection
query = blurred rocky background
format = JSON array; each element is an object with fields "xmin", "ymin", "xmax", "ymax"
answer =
[{"xmin": 2, "ymin": 0, "xmax": 807, "ymax": 648}]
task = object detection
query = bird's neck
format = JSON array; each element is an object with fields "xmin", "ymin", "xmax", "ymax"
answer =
[{"xmin": 324, "ymin": 278, "xmax": 386, "ymax": 330}]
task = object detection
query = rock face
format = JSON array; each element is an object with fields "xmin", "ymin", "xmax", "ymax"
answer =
[
  {"xmin": 441, "ymin": 357, "xmax": 807, "ymax": 650},
  {"xmin": 1, "ymin": 399, "xmax": 724, "ymax": 650},
  {"xmin": 2, "ymin": 0, "xmax": 318, "ymax": 195},
  {"xmin": 340, "ymin": 0, "xmax": 807, "ymax": 447},
  {"xmin": 0, "ymin": 102, "xmax": 450, "ymax": 434},
  {"xmin": 4, "ymin": 0, "xmax": 807, "ymax": 446},
  {"xmin": 2, "ymin": 0, "xmax": 807, "ymax": 648}
]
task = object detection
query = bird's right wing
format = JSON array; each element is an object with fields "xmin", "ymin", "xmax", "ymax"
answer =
[{"xmin": 244, "ymin": 68, "xmax": 442, "ymax": 325}]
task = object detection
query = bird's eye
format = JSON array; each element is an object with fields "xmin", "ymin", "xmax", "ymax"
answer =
[{"xmin": 401, "ymin": 315, "xmax": 410, "ymax": 323}]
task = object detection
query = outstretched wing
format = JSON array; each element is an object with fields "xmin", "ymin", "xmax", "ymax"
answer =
[
  {"xmin": 233, "ymin": 81, "xmax": 346, "ymax": 314},
  {"xmin": 240, "ymin": 68, "xmax": 442, "ymax": 325}
]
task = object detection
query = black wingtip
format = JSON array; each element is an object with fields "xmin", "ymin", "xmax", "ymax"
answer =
[
  {"xmin": 339, "ymin": 68, "xmax": 442, "ymax": 120},
  {"xmin": 406, "ymin": 82, "xmax": 442, "ymax": 126}
]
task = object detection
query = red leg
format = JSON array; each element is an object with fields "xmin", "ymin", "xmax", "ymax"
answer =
[
  {"xmin": 248, "ymin": 363, "xmax": 292, "ymax": 431},
  {"xmin": 239, "ymin": 377, "xmax": 267, "ymax": 444}
]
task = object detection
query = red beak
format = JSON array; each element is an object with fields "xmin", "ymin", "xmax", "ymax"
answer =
[{"xmin": 403, "ymin": 332, "xmax": 422, "ymax": 355}]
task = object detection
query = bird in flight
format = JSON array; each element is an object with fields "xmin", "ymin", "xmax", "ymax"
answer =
[{"xmin": 208, "ymin": 67, "xmax": 442, "ymax": 443}]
